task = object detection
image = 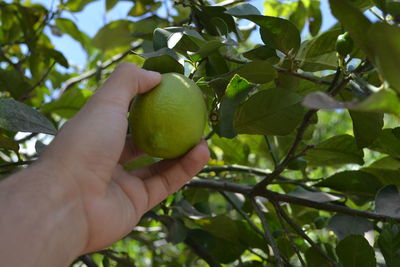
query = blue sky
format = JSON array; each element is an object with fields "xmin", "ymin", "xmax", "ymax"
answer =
[{"xmin": 34, "ymin": 0, "xmax": 337, "ymax": 67}]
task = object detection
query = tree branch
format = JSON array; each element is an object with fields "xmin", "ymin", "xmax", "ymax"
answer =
[
  {"xmin": 98, "ymin": 250, "xmax": 136, "ymax": 267},
  {"xmin": 271, "ymin": 201, "xmax": 335, "ymax": 266},
  {"xmin": 78, "ymin": 255, "xmax": 98, "ymax": 267},
  {"xmin": 271, "ymin": 200, "xmax": 306, "ymax": 267},
  {"xmin": 60, "ymin": 45, "xmax": 140, "ymax": 94},
  {"xmin": 251, "ymin": 198, "xmax": 284, "ymax": 267},
  {"xmin": 220, "ymin": 191, "xmax": 264, "ymax": 237},
  {"xmin": 0, "ymin": 160, "xmax": 34, "ymax": 169},
  {"xmin": 250, "ymin": 71, "xmax": 349, "ymax": 194},
  {"xmin": 187, "ymin": 179, "xmax": 400, "ymax": 223},
  {"xmin": 20, "ymin": 62, "xmax": 56, "ymax": 101}
]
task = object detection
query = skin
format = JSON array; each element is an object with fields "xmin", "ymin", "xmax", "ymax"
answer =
[{"xmin": 0, "ymin": 63, "xmax": 210, "ymax": 267}]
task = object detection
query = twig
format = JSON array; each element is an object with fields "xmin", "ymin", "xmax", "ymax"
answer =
[
  {"xmin": 20, "ymin": 62, "xmax": 56, "ymax": 101},
  {"xmin": 0, "ymin": 160, "xmax": 34, "ymax": 168},
  {"xmin": 222, "ymin": 55, "xmax": 332, "ymax": 85},
  {"xmin": 251, "ymin": 198, "xmax": 284, "ymax": 267},
  {"xmin": 274, "ymin": 66, "xmax": 331, "ymax": 85},
  {"xmin": 98, "ymin": 250, "xmax": 136, "ymax": 267},
  {"xmin": 187, "ymin": 179, "xmax": 400, "ymax": 223},
  {"xmin": 59, "ymin": 45, "xmax": 140, "ymax": 94},
  {"xmin": 205, "ymin": 129, "xmax": 215, "ymax": 140},
  {"xmin": 272, "ymin": 201, "xmax": 336, "ymax": 266},
  {"xmin": 250, "ymin": 71, "xmax": 349, "ymax": 194},
  {"xmin": 271, "ymin": 200, "xmax": 306, "ymax": 266},
  {"xmin": 264, "ymin": 136, "xmax": 278, "ymax": 168},
  {"xmin": 78, "ymin": 255, "xmax": 98, "ymax": 267},
  {"xmin": 16, "ymin": 133, "xmax": 38, "ymax": 143},
  {"xmin": 185, "ymin": 236, "xmax": 222, "ymax": 267},
  {"xmin": 216, "ymin": 0, "xmax": 249, "ymax": 7},
  {"xmin": 201, "ymin": 164, "xmax": 270, "ymax": 176},
  {"xmin": 220, "ymin": 191, "xmax": 264, "ymax": 237}
]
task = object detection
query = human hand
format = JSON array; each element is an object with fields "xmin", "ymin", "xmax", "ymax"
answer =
[{"xmin": 39, "ymin": 63, "xmax": 210, "ymax": 253}]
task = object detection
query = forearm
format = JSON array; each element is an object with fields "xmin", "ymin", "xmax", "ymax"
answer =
[{"xmin": 0, "ymin": 163, "xmax": 87, "ymax": 267}]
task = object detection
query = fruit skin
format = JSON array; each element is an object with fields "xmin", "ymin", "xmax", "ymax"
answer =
[
  {"xmin": 129, "ymin": 73, "xmax": 207, "ymax": 159},
  {"xmin": 336, "ymin": 32, "xmax": 354, "ymax": 57}
]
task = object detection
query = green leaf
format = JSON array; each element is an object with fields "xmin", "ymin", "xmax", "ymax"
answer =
[
  {"xmin": 366, "ymin": 23, "xmax": 400, "ymax": 92},
  {"xmin": 316, "ymin": 170, "xmax": 382, "ymax": 202},
  {"xmin": 305, "ymin": 247, "xmax": 332, "ymax": 267},
  {"xmin": 64, "ymin": 0, "xmax": 97, "ymax": 12},
  {"xmin": 105, "ymin": 0, "xmax": 118, "ymax": 11},
  {"xmin": 308, "ymin": 0, "xmax": 322, "ymax": 36},
  {"xmin": 92, "ymin": 20, "xmax": 135, "ymax": 51},
  {"xmin": 234, "ymin": 87, "xmax": 304, "ymax": 136},
  {"xmin": 336, "ymin": 235, "xmax": 376, "ymax": 267},
  {"xmin": 41, "ymin": 88, "xmax": 93, "ymax": 119},
  {"xmin": 375, "ymin": 185, "xmax": 400, "ymax": 217},
  {"xmin": 227, "ymin": 7, "xmax": 301, "ymax": 54},
  {"xmin": 216, "ymin": 75, "xmax": 252, "ymax": 138},
  {"xmin": 303, "ymin": 29, "xmax": 342, "ymax": 58},
  {"xmin": 194, "ymin": 6, "xmax": 237, "ymax": 36},
  {"xmin": 369, "ymin": 128, "xmax": 400, "ymax": 158},
  {"xmin": 328, "ymin": 214, "xmax": 373, "ymax": 240},
  {"xmin": 142, "ymin": 55, "xmax": 184, "ymax": 74},
  {"xmin": 243, "ymin": 45, "xmax": 277, "ymax": 61},
  {"xmin": 304, "ymin": 135, "xmax": 364, "ymax": 166},
  {"xmin": 0, "ymin": 98, "xmax": 57, "ymax": 135},
  {"xmin": 55, "ymin": 18, "xmax": 90, "ymax": 51},
  {"xmin": 166, "ymin": 218, "xmax": 187, "ymax": 244},
  {"xmin": 236, "ymin": 61, "xmax": 277, "ymax": 84},
  {"xmin": 303, "ymin": 90, "xmax": 400, "ymax": 115},
  {"xmin": 0, "ymin": 69, "xmax": 31, "ymax": 99},
  {"xmin": 44, "ymin": 48, "xmax": 69, "ymax": 68},
  {"xmin": 288, "ymin": 187, "xmax": 341, "ymax": 202},
  {"xmin": 0, "ymin": 134, "xmax": 19, "ymax": 152},
  {"xmin": 349, "ymin": 111, "xmax": 383, "ymax": 148},
  {"xmin": 329, "ymin": 0, "xmax": 373, "ymax": 56},
  {"xmin": 378, "ymin": 224, "xmax": 400, "ymax": 267},
  {"xmin": 187, "ymin": 229, "xmax": 245, "ymax": 263}
]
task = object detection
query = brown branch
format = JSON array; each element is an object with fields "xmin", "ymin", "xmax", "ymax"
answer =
[
  {"xmin": 78, "ymin": 255, "xmax": 98, "ymax": 267},
  {"xmin": 271, "ymin": 201, "xmax": 335, "ymax": 266},
  {"xmin": 223, "ymin": 55, "xmax": 332, "ymax": 85},
  {"xmin": 187, "ymin": 179, "xmax": 400, "ymax": 223},
  {"xmin": 220, "ymin": 191, "xmax": 264, "ymax": 237},
  {"xmin": 16, "ymin": 133, "xmax": 38, "ymax": 143},
  {"xmin": 0, "ymin": 160, "xmax": 34, "ymax": 169},
  {"xmin": 251, "ymin": 198, "xmax": 284, "ymax": 267},
  {"xmin": 19, "ymin": 62, "xmax": 56, "ymax": 101},
  {"xmin": 250, "ymin": 71, "xmax": 349, "ymax": 194},
  {"xmin": 59, "ymin": 45, "xmax": 140, "ymax": 94},
  {"xmin": 98, "ymin": 250, "xmax": 136, "ymax": 267},
  {"xmin": 271, "ymin": 200, "xmax": 306, "ymax": 267}
]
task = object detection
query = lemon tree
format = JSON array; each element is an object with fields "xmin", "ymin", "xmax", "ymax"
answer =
[{"xmin": 2, "ymin": 0, "xmax": 400, "ymax": 266}]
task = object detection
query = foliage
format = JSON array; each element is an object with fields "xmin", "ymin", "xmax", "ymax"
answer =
[{"xmin": 1, "ymin": 0, "xmax": 400, "ymax": 266}]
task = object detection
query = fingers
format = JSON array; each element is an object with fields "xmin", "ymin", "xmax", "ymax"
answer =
[
  {"xmin": 142, "ymin": 140, "xmax": 210, "ymax": 209},
  {"xmin": 44, "ymin": 63, "xmax": 161, "ymax": 177},
  {"xmin": 114, "ymin": 140, "xmax": 209, "ymax": 213}
]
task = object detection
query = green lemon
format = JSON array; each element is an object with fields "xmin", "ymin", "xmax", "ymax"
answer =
[
  {"xmin": 129, "ymin": 73, "xmax": 207, "ymax": 159},
  {"xmin": 336, "ymin": 32, "xmax": 354, "ymax": 57}
]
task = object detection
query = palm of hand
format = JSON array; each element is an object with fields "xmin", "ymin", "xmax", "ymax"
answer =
[{"xmin": 41, "ymin": 63, "xmax": 209, "ymax": 253}]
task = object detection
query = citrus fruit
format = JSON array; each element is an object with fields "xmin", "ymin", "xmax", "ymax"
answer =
[
  {"xmin": 129, "ymin": 72, "xmax": 207, "ymax": 159},
  {"xmin": 336, "ymin": 32, "xmax": 354, "ymax": 57}
]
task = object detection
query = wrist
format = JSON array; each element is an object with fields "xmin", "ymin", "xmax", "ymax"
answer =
[{"xmin": 0, "ymin": 161, "xmax": 88, "ymax": 266}]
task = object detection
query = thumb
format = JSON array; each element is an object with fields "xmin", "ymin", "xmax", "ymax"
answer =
[{"xmin": 94, "ymin": 63, "xmax": 161, "ymax": 112}]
